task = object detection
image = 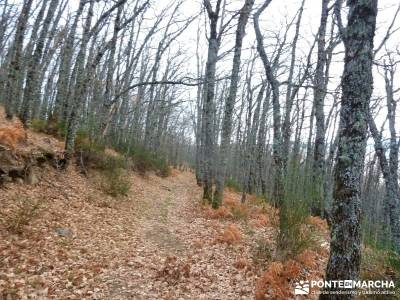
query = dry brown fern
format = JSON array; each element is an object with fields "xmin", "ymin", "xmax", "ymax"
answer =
[{"xmin": 0, "ymin": 121, "xmax": 27, "ymax": 151}]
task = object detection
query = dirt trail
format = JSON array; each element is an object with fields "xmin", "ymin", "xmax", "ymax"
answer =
[
  {"xmin": 98, "ymin": 171, "xmax": 258, "ymax": 299},
  {"xmin": 1, "ymin": 169, "xmax": 261, "ymax": 299}
]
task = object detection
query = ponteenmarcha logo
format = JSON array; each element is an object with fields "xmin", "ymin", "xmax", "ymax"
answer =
[
  {"xmin": 294, "ymin": 280, "xmax": 310, "ymax": 295},
  {"xmin": 294, "ymin": 279, "xmax": 396, "ymax": 295}
]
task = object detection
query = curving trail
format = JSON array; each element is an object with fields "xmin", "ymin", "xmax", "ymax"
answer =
[
  {"xmin": 97, "ymin": 171, "xmax": 259, "ymax": 299},
  {"xmin": 1, "ymin": 168, "xmax": 266, "ymax": 299}
]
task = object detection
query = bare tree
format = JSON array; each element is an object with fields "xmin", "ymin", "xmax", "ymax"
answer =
[
  {"xmin": 201, "ymin": 0, "xmax": 223, "ymax": 202},
  {"xmin": 254, "ymin": 0, "xmax": 284, "ymax": 209},
  {"xmin": 322, "ymin": 1, "xmax": 378, "ymax": 298},
  {"xmin": 368, "ymin": 53, "xmax": 400, "ymax": 252},
  {"xmin": 213, "ymin": 0, "xmax": 254, "ymax": 208},
  {"xmin": 3, "ymin": 0, "xmax": 33, "ymax": 119}
]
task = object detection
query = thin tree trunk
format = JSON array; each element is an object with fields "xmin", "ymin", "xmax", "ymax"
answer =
[
  {"xmin": 21, "ymin": 0, "xmax": 59, "ymax": 125},
  {"xmin": 312, "ymin": 0, "xmax": 329, "ymax": 216},
  {"xmin": 64, "ymin": 0, "xmax": 95, "ymax": 162},
  {"xmin": 202, "ymin": 0, "xmax": 222, "ymax": 203},
  {"xmin": 4, "ymin": 0, "xmax": 34, "ymax": 119},
  {"xmin": 213, "ymin": 0, "xmax": 254, "ymax": 208}
]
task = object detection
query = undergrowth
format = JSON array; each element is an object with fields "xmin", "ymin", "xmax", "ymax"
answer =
[
  {"xmin": 277, "ymin": 205, "xmax": 316, "ymax": 259},
  {"xmin": 215, "ymin": 224, "xmax": 243, "ymax": 245},
  {"xmin": 100, "ymin": 167, "xmax": 130, "ymax": 198},
  {"xmin": 361, "ymin": 247, "xmax": 400, "ymax": 298},
  {"xmin": 128, "ymin": 147, "xmax": 170, "ymax": 177},
  {"xmin": 255, "ymin": 249, "xmax": 321, "ymax": 300},
  {"xmin": 30, "ymin": 118, "xmax": 66, "ymax": 139},
  {"xmin": 74, "ymin": 131, "xmax": 172, "ymax": 196},
  {"xmin": 74, "ymin": 130, "xmax": 131, "ymax": 197},
  {"xmin": 251, "ymin": 238, "xmax": 273, "ymax": 266},
  {"xmin": 255, "ymin": 260, "xmax": 301, "ymax": 300},
  {"xmin": 276, "ymin": 163, "xmax": 320, "ymax": 259},
  {"xmin": 225, "ymin": 178, "xmax": 242, "ymax": 192},
  {"xmin": 2, "ymin": 195, "xmax": 41, "ymax": 234},
  {"xmin": 0, "ymin": 121, "xmax": 26, "ymax": 150}
]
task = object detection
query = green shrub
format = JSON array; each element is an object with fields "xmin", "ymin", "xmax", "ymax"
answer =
[
  {"xmin": 78, "ymin": 149, "xmax": 129, "ymax": 180},
  {"xmin": 277, "ymin": 203, "xmax": 315, "ymax": 258},
  {"xmin": 4, "ymin": 195, "xmax": 41, "ymax": 234},
  {"xmin": 225, "ymin": 178, "xmax": 242, "ymax": 192},
  {"xmin": 47, "ymin": 118, "xmax": 67, "ymax": 138},
  {"xmin": 276, "ymin": 162, "xmax": 318, "ymax": 258},
  {"xmin": 129, "ymin": 147, "xmax": 170, "ymax": 177},
  {"xmin": 100, "ymin": 168, "xmax": 130, "ymax": 198},
  {"xmin": 131, "ymin": 148, "xmax": 154, "ymax": 175},
  {"xmin": 361, "ymin": 247, "xmax": 400, "ymax": 298},
  {"xmin": 30, "ymin": 118, "xmax": 67, "ymax": 139},
  {"xmin": 154, "ymin": 157, "xmax": 171, "ymax": 177},
  {"xmin": 30, "ymin": 119, "xmax": 47, "ymax": 132},
  {"xmin": 74, "ymin": 134, "xmax": 130, "ymax": 197},
  {"xmin": 74, "ymin": 130, "xmax": 122, "ymax": 173},
  {"xmin": 75, "ymin": 129, "xmax": 105, "ymax": 152}
]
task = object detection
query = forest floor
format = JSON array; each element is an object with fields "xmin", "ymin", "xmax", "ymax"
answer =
[
  {"xmin": 0, "ymin": 113, "xmax": 330, "ymax": 299},
  {"xmin": 0, "ymin": 169, "xmax": 329, "ymax": 300}
]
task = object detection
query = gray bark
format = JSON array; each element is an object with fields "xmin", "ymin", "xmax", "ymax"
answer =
[
  {"xmin": 254, "ymin": 0, "xmax": 284, "ymax": 208},
  {"xmin": 281, "ymin": 0, "xmax": 305, "ymax": 170},
  {"xmin": 21, "ymin": 0, "xmax": 59, "ymax": 125},
  {"xmin": 4, "ymin": 0, "xmax": 34, "ymax": 119},
  {"xmin": 213, "ymin": 0, "xmax": 254, "ymax": 208},
  {"xmin": 53, "ymin": 0, "xmax": 85, "ymax": 121},
  {"xmin": 368, "ymin": 62, "xmax": 400, "ymax": 251},
  {"xmin": 64, "ymin": 0, "xmax": 95, "ymax": 162},
  {"xmin": 202, "ymin": 0, "xmax": 222, "ymax": 203},
  {"xmin": 322, "ymin": 1, "xmax": 378, "ymax": 298},
  {"xmin": 312, "ymin": 0, "xmax": 329, "ymax": 216}
]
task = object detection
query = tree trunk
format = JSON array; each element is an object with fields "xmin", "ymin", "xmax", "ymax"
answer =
[
  {"xmin": 322, "ymin": 1, "xmax": 378, "ymax": 298},
  {"xmin": 213, "ymin": 0, "xmax": 254, "ymax": 208},
  {"xmin": 312, "ymin": 0, "xmax": 329, "ymax": 216},
  {"xmin": 254, "ymin": 0, "xmax": 284, "ymax": 208},
  {"xmin": 53, "ymin": 0, "xmax": 86, "ymax": 121},
  {"xmin": 21, "ymin": 0, "xmax": 59, "ymax": 125},
  {"xmin": 202, "ymin": 0, "xmax": 222, "ymax": 203},
  {"xmin": 64, "ymin": 0, "xmax": 95, "ymax": 162},
  {"xmin": 4, "ymin": 0, "xmax": 34, "ymax": 119}
]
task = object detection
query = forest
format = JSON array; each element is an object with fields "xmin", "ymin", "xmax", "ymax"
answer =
[{"xmin": 0, "ymin": 0, "xmax": 399, "ymax": 299}]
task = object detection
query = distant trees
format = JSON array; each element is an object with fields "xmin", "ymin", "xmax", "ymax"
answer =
[
  {"xmin": 193, "ymin": 0, "xmax": 399, "ymax": 267},
  {"xmin": 368, "ymin": 51, "xmax": 400, "ymax": 252},
  {"xmin": 4, "ymin": 0, "xmax": 33, "ymax": 119},
  {"xmin": 0, "ymin": 0, "xmax": 195, "ymax": 168}
]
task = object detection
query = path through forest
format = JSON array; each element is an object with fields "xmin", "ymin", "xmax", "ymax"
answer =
[
  {"xmin": 2, "ymin": 165, "xmax": 272, "ymax": 299},
  {"xmin": 99, "ymin": 170, "xmax": 260, "ymax": 299},
  {"xmin": 0, "ymin": 121, "xmax": 328, "ymax": 299}
]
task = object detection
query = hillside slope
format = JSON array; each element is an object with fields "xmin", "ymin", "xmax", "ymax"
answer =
[
  {"xmin": 0, "ymin": 115, "xmax": 329, "ymax": 299},
  {"xmin": 0, "ymin": 172, "xmax": 329, "ymax": 299}
]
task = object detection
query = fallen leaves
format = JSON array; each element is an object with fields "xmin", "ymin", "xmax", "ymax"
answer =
[
  {"xmin": 0, "ymin": 123, "xmax": 330, "ymax": 299},
  {"xmin": 295, "ymin": 249, "xmax": 319, "ymax": 269},
  {"xmin": 215, "ymin": 224, "xmax": 243, "ymax": 245},
  {"xmin": 255, "ymin": 247, "xmax": 327, "ymax": 300},
  {"xmin": 156, "ymin": 256, "xmax": 191, "ymax": 284}
]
